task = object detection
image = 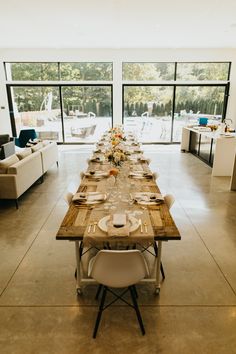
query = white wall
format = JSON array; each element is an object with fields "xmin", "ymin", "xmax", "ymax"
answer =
[{"xmin": 0, "ymin": 48, "xmax": 236, "ymax": 135}]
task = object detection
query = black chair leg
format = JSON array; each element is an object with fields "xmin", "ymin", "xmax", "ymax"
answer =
[
  {"xmin": 154, "ymin": 242, "xmax": 165, "ymax": 280},
  {"xmin": 93, "ymin": 286, "xmax": 107, "ymax": 338},
  {"xmin": 95, "ymin": 284, "xmax": 103, "ymax": 300},
  {"xmin": 160, "ymin": 263, "xmax": 165, "ymax": 279},
  {"xmin": 133, "ymin": 285, "xmax": 138, "ymax": 298},
  {"xmin": 129, "ymin": 286, "xmax": 145, "ymax": 335}
]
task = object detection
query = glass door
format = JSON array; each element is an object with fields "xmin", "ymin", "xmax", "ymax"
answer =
[
  {"xmin": 62, "ymin": 85, "xmax": 112, "ymax": 143},
  {"xmin": 123, "ymin": 85, "xmax": 174, "ymax": 143},
  {"xmin": 9, "ymin": 86, "xmax": 63, "ymax": 142}
]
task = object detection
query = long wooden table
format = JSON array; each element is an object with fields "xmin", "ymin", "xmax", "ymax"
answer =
[{"xmin": 56, "ymin": 146, "xmax": 181, "ymax": 295}]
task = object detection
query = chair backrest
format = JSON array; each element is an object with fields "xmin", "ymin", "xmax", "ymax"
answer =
[
  {"xmin": 164, "ymin": 194, "xmax": 175, "ymax": 209},
  {"xmin": 88, "ymin": 250, "xmax": 149, "ymax": 288},
  {"xmin": 17, "ymin": 129, "xmax": 37, "ymax": 147},
  {"xmin": 80, "ymin": 172, "xmax": 85, "ymax": 180},
  {"xmin": 153, "ymin": 172, "xmax": 159, "ymax": 180},
  {"xmin": 64, "ymin": 192, "xmax": 74, "ymax": 206}
]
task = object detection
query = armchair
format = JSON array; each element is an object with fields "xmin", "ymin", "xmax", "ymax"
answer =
[{"xmin": 15, "ymin": 129, "xmax": 37, "ymax": 148}]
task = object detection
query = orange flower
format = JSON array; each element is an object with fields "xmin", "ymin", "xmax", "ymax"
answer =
[{"xmin": 109, "ymin": 168, "xmax": 119, "ymax": 176}]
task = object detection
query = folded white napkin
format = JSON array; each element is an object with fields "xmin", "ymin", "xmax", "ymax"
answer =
[
  {"xmin": 113, "ymin": 213, "xmax": 127, "ymax": 227},
  {"xmin": 107, "ymin": 214, "xmax": 130, "ymax": 237},
  {"xmin": 72, "ymin": 192, "xmax": 105, "ymax": 203},
  {"xmin": 133, "ymin": 192, "xmax": 164, "ymax": 202},
  {"xmin": 129, "ymin": 172, "xmax": 153, "ymax": 179}
]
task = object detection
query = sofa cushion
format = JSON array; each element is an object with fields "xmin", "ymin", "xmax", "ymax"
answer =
[
  {"xmin": 0, "ymin": 154, "xmax": 19, "ymax": 174},
  {"xmin": 16, "ymin": 148, "xmax": 32, "ymax": 160},
  {"xmin": 42, "ymin": 140, "xmax": 51, "ymax": 147},
  {"xmin": 31, "ymin": 142, "xmax": 43, "ymax": 152}
]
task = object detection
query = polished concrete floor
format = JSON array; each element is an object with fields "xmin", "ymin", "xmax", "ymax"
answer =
[{"xmin": 0, "ymin": 145, "xmax": 236, "ymax": 354}]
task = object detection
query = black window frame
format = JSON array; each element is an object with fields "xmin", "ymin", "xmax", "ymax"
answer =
[
  {"xmin": 7, "ymin": 83, "xmax": 113, "ymax": 144},
  {"xmin": 122, "ymin": 82, "xmax": 230, "ymax": 143}
]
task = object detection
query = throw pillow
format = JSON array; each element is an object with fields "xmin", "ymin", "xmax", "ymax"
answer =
[
  {"xmin": 16, "ymin": 148, "xmax": 32, "ymax": 160},
  {"xmin": 0, "ymin": 154, "xmax": 19, "ymax": 174}
]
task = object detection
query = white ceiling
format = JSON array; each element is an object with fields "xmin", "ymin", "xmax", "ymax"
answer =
[{"xmin": 1, "ymin": 0, "xmax": 236, "ymax": 48}]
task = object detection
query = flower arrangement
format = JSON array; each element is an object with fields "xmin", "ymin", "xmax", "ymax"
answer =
[
  {"xmin": 109, "ymin": 126, "xmax": 126, "ymax": 145},
  {"xmin": 109, "ymin": 168, "xmax": 119, "ymax": 176},
  {"xmin": 105, "ymin": 146, "xmax": 127, "ymax": 166}
]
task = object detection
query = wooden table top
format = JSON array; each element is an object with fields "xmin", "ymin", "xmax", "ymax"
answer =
[{"xmin": 56, "ymin": 151, "xmax": 181, "ymax": 243}]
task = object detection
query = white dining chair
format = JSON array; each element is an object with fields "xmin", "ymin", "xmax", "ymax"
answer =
[
  {"xmin": 153, "ymin": 172, "xmax": 159, "ymax": 180},
  {"xmin": 88, "ymin": 249, "xmax": 149, "ymax": 338},
  {"xmin": 164, "ymin": 194, "xmax": 175, "ymax": 209},
  {"xmin": 64, "ymin": 192, "xmax": 74, "ymax": 206},
  {"xmin": 80, "ymin": 171, "xmax": 85, "ymax": 180}
]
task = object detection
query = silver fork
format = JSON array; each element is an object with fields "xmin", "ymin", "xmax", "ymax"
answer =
[
  {"xmin": 88, "ymin": 224, "xmax": 92, "ymax": 233},
  {"xmin": 143, "ymin": 221, "xmax": 148, "ymax": 233},
  {"xmin": 93, "ymin": 222, "xmax": 98, "ymax": 233}
]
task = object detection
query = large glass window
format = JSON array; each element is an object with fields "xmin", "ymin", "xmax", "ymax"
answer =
[
  {"xmin": 176, "ymin": 62, "xmax": 230, "ymax": 81},
  {"xmin": 123, "ymin": 61, "xmax": 230, "ymax": 143},
  {"xmin": 5, "ymin": 60, "xmax": 230, "ymax": 144},
  {"xmin": 123, "ymin": 85, "xmax": 173, "ymax": 142},
  {"xmin": 5, "ymin": 63, "xmax": 59, "ymax": 81},
  {"xmin": 62, "ymin": 86, "xmax": 112, "ymax": 142},
  {"xmin": 123, "ymin": 62, "xmax": 175, "ymax": 81},
  {"xmin": 10, "ymin": 86, "xmax": 62, "ymax": 141},
  {"xmin": 60, "ymin": 62, "xmax": 112, "ymax": 81},
  {"xmin": 172, "ymin": 86, "xmax": 226, "ymax": 142}
]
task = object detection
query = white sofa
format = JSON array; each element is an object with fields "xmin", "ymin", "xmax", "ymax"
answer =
[{"xmin": 0, "ymin": 141, "xmax": 58, "ymax": 208}]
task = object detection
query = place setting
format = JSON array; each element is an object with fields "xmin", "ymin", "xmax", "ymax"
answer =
[
  {"xmin": 72, "ymin": 191, "xmax": 107, "ymax": 205},
  {"xmin": 131, "ymin": 192, "xmax": 164, "ymax": 205},
  {"xmin": 84, "ymin": 170, "xmax": 109, "ymax": 179},
  {"xmin": 129, "ymin": 171, "xmax": 153, "ymax": 179},
  {"xmin": 89, "ymin": 155, "xmax": 105, "ymax": 163},
  {"xmin": 98, "ymin": 212, "xmax": 139, "ymax": 237}
]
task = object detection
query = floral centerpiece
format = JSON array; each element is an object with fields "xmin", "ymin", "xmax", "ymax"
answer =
[
  {"xmin": 105, "ymin": 146, "xmax": 127, "ymax": 166},
  {"xmin": 109, "ymin": 126, "xmax": 126, "ymax": 146}
]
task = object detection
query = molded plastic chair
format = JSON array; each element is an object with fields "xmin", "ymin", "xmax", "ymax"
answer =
[
  {"xmin": 164, "ymin": 194, "xmax": 175, "ymax": 209},
  {"xmin": 15, "ymin": 129, "xmax": 37, "ymax": 148},
  {"xmin": 80, "ymin": 172, "xmax": 85, "ymax": 180},
  {"xmin": 64, "ymin": 192, "xmax": 73, "ymax": 206},
  {"xmin": 88, "ymin": 250, "xmax": 149, "ymax": 338},
  {"xmin": 153, "ymin": 172, "xmax": 159, "ymax": 180}
]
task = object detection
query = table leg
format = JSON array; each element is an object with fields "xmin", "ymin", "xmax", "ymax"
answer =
[
  {"xmin": 75, "ymin": 241, "xmax": 82, "ymax": 295},
  {"xmin": 155, "ymin": 240, "xmax": 162, "ymax": 295}
]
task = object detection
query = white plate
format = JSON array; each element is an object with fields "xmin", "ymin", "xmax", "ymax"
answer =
[
  {"xmin": 73, "ymin": 192, "xmax": 107, "ymax": 205},
  {"xmin": 98, "ymin": 215, "xmax": 139, "ymax": 233}
]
